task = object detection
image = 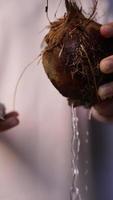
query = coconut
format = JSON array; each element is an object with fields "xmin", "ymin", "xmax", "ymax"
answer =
[{"xmin": 42, "ymin": 0, "xmax": 113, "ymax": 108}]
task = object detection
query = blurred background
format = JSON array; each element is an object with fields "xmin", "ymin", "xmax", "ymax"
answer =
[{"xmin": 0, "ymin": 0, "xmax": 113, "ymax": 200}]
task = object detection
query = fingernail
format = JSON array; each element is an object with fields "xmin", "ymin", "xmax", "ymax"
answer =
[
  {"xmin": 101, "ymin": 25, "xmax": 113, "ymax": 37},
  {"xmin": 100, "ymin": 58, "xmax": 113, "ymax": 73},
  {"xmin": 98, "ymin": 83, "xmax": 113, "ymax": 100}
]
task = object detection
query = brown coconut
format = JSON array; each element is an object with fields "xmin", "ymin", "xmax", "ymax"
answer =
[{"xmin": 42, "ymin": 0, "xmax": 113, "ymax": 108}]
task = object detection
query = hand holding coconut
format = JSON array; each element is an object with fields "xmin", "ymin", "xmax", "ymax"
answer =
[
  {"xmin": 92, "ymin": 23, "xmax": 113, "ymax": 122},
  {"xmin": 42, "ymin": 0, "xmax": 113, "ymax": 122}
]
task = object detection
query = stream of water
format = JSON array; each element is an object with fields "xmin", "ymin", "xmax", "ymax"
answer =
[{"xmin": 70, "ymin": 104, "xmax": 82, "ymax": 200}]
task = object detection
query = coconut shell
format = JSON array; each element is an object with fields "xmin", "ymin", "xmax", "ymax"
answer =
[{"xmin": 42, "ymin": 0, "xmax": 113, "ymax": 108}]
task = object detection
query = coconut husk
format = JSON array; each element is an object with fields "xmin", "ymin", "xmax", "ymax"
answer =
[{"xmin": 42, "ymin": 0, "xmax": 113, "ymax": 108}]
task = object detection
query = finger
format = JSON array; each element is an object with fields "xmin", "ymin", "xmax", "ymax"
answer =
[
  {"xmin": 0, "ymin": 117, "xmax": 19, "ymax": 132},
  {"xmin": 94, "ymin": 99, "xmax": 113, "ymax": 117},
  {"xmin": 100, "ymin": 23, "xmax": 113, "ymax": 38},
  {"xmin": 5, "ymin": 111, "xmax": 19, "ymax": 119},
  {"xmin": 91, "ymin": 99, "xmax": 113, "ymax": 122},
  {"xmin": 100, "ymin": 55, "xmax": 113, "ymax": 73},
  {"xmin": 91, "ymin": 107, "xmax": 113, "ymax": 123},
  {"xmin": 98, "ymin": 82, "xmax": 113, "ymax": 100}
]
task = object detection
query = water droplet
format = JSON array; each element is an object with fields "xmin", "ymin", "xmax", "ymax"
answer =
[
  {"xmin": 74, "ymin": 168, "xmax": 79, "ymax": 175},
  {"xmin": 85, "ymin": 185, "xmax": 88, "ymax": 192},
  {"xmin": 76, "ymin": 187, "xmax": 79, "ymax": 195},
  {"xmin": 86, "ymin": 131, "xmax": 89, "ymax": 136},
  {"xmin": 85, "ymin": 139, "xmax": 89, "ymax": 144}
]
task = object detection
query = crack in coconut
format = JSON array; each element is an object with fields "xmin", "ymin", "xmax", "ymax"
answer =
[{"xmin": 42, "ymin": 0, "xmax": 113, "ymax": 108}]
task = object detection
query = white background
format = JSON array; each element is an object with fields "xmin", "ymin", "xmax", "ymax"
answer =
[{"xmin": 0, "ymin": 0, "xmax": 113, "ymax": 200}]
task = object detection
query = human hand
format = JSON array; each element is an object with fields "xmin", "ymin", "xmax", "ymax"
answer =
[
  {"xmin": 91, "ymin": 23, "xmax": 113, "ymax": 122},
  {"xmin": 0, "ymin": 104, "xmax": 19, "ymax": 132}
]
